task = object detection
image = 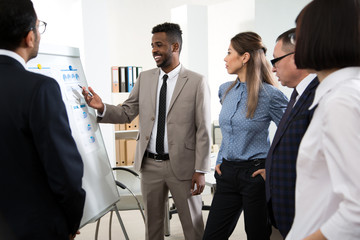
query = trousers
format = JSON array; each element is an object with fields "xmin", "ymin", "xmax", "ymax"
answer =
[
  {"xmin": 141, "ymin": 157, "xmax": 204, "ymax": 240},
  {"xmin": 203, "ymin": 159, "xmax": 271, "ymax": 240}
]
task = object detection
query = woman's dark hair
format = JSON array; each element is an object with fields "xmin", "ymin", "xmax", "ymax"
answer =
[
  {"xmin": 295, "ymin": 0, "xmax": 360, "ymax": 70},
  {"xmin": 152, "ymin": 22, "xmax": 183, "ymax": 53},
  {"xmin": 0, "ymin": 0, "xmax": 37, "ymax": 51}
]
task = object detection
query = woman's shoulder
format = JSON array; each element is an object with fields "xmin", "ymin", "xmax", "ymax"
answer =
[
  {"xmin": 261, "ymin": 83, "xmax": 288, "ymax": 105},
  {"xmin": 220, "ymin": 81, "xmax": 234, "ymax": 88},
  {"xmin": 262, "ymin": 82, "xmax": 278, "ymax": 90},
  {"xmin": 218, "ymin": 81, "xmax": 235, "ymax": 100},
  {"xmin": 219, "ymin": 81, "xmax": 234, "ymax": 92},
  {"xmin": 261, "ymin": 82, "xmax": 284, "ymax": 96}
]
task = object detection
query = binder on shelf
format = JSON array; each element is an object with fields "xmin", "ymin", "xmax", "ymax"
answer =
[
  {"xmin": 132, "ymin": 66, "xmax": 137, "ymax": 88},
  {"xmin": 115, "ymin": 139, "xmax": 121, "ymax": 165},
  {"xmin": 111, "ymin": 66, "xmax": 119, "ymax": 92},
  {"xmin": 119, "ymin": 66, "xmax": 126, "ymax": 92},
  {"xmin": 125, "ymin": 140, "xmax": 136, "ymax": 165},
  {"xmin": 136, "ymin": 66, "xmax": 142, "ymax": 78},
  {"xmin": 115, "ymin": 124, "xmax": 126, "ymax": 131},
  {"xmin": 125, "ymin": 116, "xmax": 139, "ymax": 130},
  {"xmin": 124, "ymin": 66, "xmax": 133, "ymax": 92},
  {"xmin": 117, "ymin": 139, "xmax": 127, "ymax": 166},
  {"xmin": 133, "ymin": 66, "xmax": 142, "ymax": 86}
]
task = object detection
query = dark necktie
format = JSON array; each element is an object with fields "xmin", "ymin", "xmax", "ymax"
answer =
[
  {"xmin": 156, "ymin": 74, "xmax": 168, "ymax": 154},
  {"xmin": 281, "ymin": 88, "xmax": 298, "ymax": 126}
]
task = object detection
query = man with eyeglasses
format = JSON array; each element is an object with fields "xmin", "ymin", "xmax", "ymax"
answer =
[
  {"xmin": 0, "ymin": 0, "xmax": 85, "ymax": 239},
  {"xmin": 265, "ymin": 28, "xmax": 319, "ymax": 239}
]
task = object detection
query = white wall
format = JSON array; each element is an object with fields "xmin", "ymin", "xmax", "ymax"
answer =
[
  {"xmin": 31, "ymin": 0, "xmax": 312, "ymax": 165},
  {"xmin": 208, "ymin": 0, "xmax": 255, "ymax": 121},
  {"xmin": 32, "ymin": 0, "xmax": 83, "ymax": 50},
  {"xmin": 171, "ymin": 5, "xmax": 209, "ymax": 79}
]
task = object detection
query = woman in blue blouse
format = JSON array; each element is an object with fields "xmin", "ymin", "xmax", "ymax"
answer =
[{"xmin": 203, "ymin": 32, "xmax": 288, "ymax": 240}]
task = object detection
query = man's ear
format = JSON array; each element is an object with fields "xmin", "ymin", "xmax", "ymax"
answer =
[
  {"xmin": 24, "ymin": 30, "xmax": 35, "ymax": 48},
  {"xmin": 172, "ymin": 42, "xmax": 180, "ymax": 53}
]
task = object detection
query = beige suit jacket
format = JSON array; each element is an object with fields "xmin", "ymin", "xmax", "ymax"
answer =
[{"xmin": 99, "ymin": 66, "xmax": 211, "ymax": 180}]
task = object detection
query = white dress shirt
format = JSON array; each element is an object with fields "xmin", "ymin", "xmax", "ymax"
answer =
[
  {"xmin": 147, "ymin": 64, "xmax": 181, "ymax": 154},
  {"xmin": 286, "ymin": 67, "xmax": 360, "ymax": 240},
  {"xmin": 294, "ymin": 73, "xmax": 317, "ymax": 105}
]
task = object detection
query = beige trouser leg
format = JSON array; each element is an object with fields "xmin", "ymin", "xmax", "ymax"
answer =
[{"xmin": 141, "ymin": 157, "xmax": 204, "ymax": 240}]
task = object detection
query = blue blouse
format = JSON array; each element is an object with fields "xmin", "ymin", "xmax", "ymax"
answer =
[{"xmin": 216, "ymin": 80, "xmax": 288, "ymax": 165}]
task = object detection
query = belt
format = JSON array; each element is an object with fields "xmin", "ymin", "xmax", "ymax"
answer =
[
  {"xmin": 223, "ymin": 158, "xmax": 265, "ymax": 167},
  {"xmin": 144, "ymin": 151, "xmax": 170, "ymax": 161}
]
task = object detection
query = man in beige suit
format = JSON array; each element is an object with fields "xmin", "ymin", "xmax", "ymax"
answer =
[{"xmin": 82, "ymin": 22, "xmax": 211, "ymax": 240}]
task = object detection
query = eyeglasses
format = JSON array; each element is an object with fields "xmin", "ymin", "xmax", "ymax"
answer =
[
  {"xmin": 30, "ymin": 20, "xmax": 47, "ymax": 34},
  {"xmin": 37, "ymin": 20, "xmax": 47, "ymax": 34},
  {"xmin": 289, "ymin": 33, "xmax": 296, "ymax": 45},
  {"xmin": 39, "ymin": 20, "xmax": 47, "ymax": 34},
  {"xmin": 270, "ymin": 52, "xmax": 294, "ymax": 67}
]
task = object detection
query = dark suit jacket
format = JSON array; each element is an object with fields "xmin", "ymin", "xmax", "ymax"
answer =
[
  {"xmin": 265, "ymin": 77, "xmax": 319, "ymax": 238},
  {"xmin": 0, "ymin": 55, "xmax": 86, "ymax": 240}
]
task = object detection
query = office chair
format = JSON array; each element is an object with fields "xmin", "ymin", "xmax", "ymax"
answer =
[
  {"xmin": 95, "ymin": 166, "xmax": 145, "ymax": 240},
  {"xmin": 112, "ymin": 167, "xmax": 145, "ymax": 220}
]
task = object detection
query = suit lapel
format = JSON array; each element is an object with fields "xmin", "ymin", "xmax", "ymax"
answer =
[
  {"xmin": 151, "ymin": 69, "xmax": 160, "ymax": 114},
  {"xmin": 278, "ymin": 78, "xmax": 319, "ymax": 138},
  {"xmin": 168, "ymin": 66, "xmax": 188, "ymax": 114}
]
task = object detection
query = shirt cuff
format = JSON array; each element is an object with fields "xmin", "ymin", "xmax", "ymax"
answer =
[
  {"xmin": 195, "ymin": 170, "xmax": 208, "ymax": 174},
  {"xmin": 97, "ymin": 104, "xmax": 107, "ymax": 118}
]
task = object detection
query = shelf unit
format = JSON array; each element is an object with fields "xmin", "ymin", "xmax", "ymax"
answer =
[
  {"xmin": 111, "ymin": 92, "xmax": 139, "ymax": 139},
  {"xmin": 115, "ymin": 130, "xmax": 138, "ymax": 140},
  {"xmin": 112, "ymin": 92, "xmax": 139, "ymax": 166}
]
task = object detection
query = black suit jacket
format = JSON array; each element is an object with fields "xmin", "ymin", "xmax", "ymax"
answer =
[
  {"xmin": 0, "ymin": 55, "xmax": 86, "ymax": 240},
  {"xmin": 265, "ymin": 77, "xmax": 319, "ymax": 238}
]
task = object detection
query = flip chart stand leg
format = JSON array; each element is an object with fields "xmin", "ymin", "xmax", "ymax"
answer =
[
  {"xmin": 113, "ymin": 204, "xmax": 129, "ymax": 240},
  {"xmin": 95, "ymin": 217, "xmax": 101, "ymax": 240},
  {"xmin": 109, "ymin": 211, "xmax": 113, "ymax": 240}
]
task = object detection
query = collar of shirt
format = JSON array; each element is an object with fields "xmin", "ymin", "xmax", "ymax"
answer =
[
  {"xmin": 309, "ymin": 67, "xmax": 360, "ymax": 110},
  {"xmin": 0, "ymin": 49, "xmax": 26, "ymax": 69},
  {"xmin": 235, "ymin": 78, "xmax": 244, "ymax": 88},
  {"xmin": 295, "ymin": 73, "xmax": 317, "ymax": 103},
  {"xmin": 159, "ymin": 63, "xmax": 182, "ymax": 82}
]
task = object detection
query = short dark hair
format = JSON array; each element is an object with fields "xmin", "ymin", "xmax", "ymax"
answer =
[
  {"xmin": 276, "ymin": 28, "xmax": 295, "ymax": 53},
  {"xmin": 152, "ymin": 22, "xmax": 183, "ymax": 53},
  {"xmin": 0, "ymin": 0, "xmax": 37, "ymax": 51},
  {"xmin": 295, "ymin": 0, "xmax": 360, "ymax": 70}
]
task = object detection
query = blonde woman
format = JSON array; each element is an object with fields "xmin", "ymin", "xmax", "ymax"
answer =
[{"xmin": 203, "ymin": 32, "xmax": 288, "ymax": 240}]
